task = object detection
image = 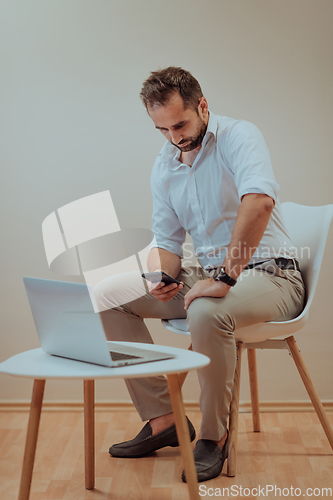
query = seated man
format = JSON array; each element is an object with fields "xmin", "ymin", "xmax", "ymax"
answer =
[{"xmin": 95, "ymin": 66, "xmax": 305, "ymax": 482}]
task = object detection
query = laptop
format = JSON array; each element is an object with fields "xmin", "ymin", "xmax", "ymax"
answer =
[{"xmin": 23, "ymin": 277, "xmax": 175, "ymax": 368}]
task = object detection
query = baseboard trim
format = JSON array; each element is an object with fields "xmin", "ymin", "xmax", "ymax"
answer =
[
  {"xmin": 0, "ymin": 400, "xmax": 332, "ymax": 412},
  {"xmin": 239, "ymin": 401, "xmax": 333, "ymax": 413}
]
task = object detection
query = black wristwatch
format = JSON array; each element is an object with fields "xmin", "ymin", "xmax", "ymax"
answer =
[{"xmin": 214, "ymin": 267, "xmax": 237, "ymax": 287}]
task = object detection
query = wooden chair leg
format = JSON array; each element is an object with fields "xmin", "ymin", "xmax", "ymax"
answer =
[
  {"xmin": 227, "ymin": 342, "xmax": 243, "ymax": 477},
  {"xmin": 18, "ymin": 379, "xmax": 45, "ymax": 500},
  {"xmin": 286, "ymin": 336, "xmax": 333, "ymax": 450},
  {"xmin": 247, "ymin": 348, "xmax": 260, "ymax": 432},
  {"xmin": 83, "ymin": 379, "xmax": 95, "ymax": 490},
  {"xmin": 167, "ymin": 373, "xmax": 199, "ymax": 500}
]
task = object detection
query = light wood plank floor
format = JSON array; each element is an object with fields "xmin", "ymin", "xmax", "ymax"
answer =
[{"xmin": 0, "ymin": 409, "xmax": 332, "ymax": 500}]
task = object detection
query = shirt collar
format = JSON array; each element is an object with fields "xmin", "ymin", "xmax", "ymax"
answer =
[
  {"xmin": 206, "ymin": 110, "xmax": 218, "ymax": 142},
  {"xmin": 159, "ymin": 111, "xmax": 218, "ymax": 171}
]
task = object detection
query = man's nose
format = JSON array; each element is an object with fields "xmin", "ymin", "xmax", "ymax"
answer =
[{"xmin": 170, "ymin": 131, "xmax": 182, "ymax": 145}]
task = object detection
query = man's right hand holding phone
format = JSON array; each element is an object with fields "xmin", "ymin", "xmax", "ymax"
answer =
[{"xmin": 143, "ymin": 270, "xmax": 184, "ymax": 303}]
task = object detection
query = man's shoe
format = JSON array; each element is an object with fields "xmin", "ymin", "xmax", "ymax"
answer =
[
  {"xmin": 181, "ymin": 430, "xmax": 228, "ymax": 483},
  {"xmin": 109, "ymin": 416, "xmax": 196, "ymax": 458}
]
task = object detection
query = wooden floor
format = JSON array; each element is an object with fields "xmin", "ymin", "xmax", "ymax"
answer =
[{"xmin": 0, "ymin": 408, "xmax": 332, "ymax": 500}]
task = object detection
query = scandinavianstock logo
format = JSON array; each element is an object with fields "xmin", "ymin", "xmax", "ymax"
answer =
[{"xmin": 42, "ymin": 190, "xmax": 154, "ymax": 313}]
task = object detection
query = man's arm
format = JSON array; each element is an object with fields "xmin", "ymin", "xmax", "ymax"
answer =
[
  {"xmin": 147, "ymin": 247, "xmax": 182, "ymax": 277},
  {"xmin": 223, "ymin": 193, "xmax": 274, "ymax": 280},
  {"xmin": 183, "ymin": 193, "xmax": 274, "ymax": 309},
  {"xmin": 146, "ymin": 247, "xmax": 184, "ymax": 303}
]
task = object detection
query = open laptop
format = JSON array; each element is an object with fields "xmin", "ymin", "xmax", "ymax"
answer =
[{"xmin": 23, "ymin": 277, "xmax": 175, "ymax": 368}]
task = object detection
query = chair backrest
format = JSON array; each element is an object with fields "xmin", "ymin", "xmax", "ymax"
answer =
[{"xmin": 281, "ymin": 202, "xmax": 333, "ymax": 315}]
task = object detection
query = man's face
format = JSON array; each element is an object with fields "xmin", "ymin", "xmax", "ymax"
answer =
[{"xmin": 147, "ymin": 92, "xmax": 209, "ymax": 153}]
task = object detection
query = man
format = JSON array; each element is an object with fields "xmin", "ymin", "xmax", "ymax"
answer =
[{"xmin": 95, "ymin": 67, "xmax": 305, "ymax": 482}]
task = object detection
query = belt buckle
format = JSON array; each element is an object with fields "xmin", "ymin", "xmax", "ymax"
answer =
[
  {"xmin": 291, "ymin": 258, "xmax": 299, "ymax": 271},
  {"xmin": 283, "ymin": 258, "xmax": 298, "ymax": 271}
]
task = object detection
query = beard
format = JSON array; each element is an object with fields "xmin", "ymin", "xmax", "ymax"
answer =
[{"xmin": 172, "ymin": 117, "xmax": 207, "ymax": 152}]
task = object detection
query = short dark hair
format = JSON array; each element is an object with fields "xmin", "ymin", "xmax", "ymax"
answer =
[{"xmin": 140, "ymin": 66, "xmax": 203, "ymax": 111}]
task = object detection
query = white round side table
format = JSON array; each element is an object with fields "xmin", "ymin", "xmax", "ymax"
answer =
[{"xmin": 0, "ymin": 342, "xmax": 210, "ymax": 500}]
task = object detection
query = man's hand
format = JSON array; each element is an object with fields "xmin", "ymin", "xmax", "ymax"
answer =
[
  {"xmin": 184, "ymin": 278, "xmax": 230, "ymax": 310},
  {"xmin": 148, "ymin": 280, "xmax": 184, "ymax": 303}
]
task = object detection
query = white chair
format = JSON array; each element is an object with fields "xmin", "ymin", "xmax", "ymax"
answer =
[{"xmin": 162, "ymin": 202, "xmax": 333, "ymax": 476}]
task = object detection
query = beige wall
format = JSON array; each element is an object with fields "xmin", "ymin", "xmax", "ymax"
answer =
[{"xmin": 0, "ymin": 0, "xmax": 332, "ymax": 405}]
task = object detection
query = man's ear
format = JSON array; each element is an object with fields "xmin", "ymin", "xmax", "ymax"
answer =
[{"xmin": 198, "ymin": 97, "xmax": 209, "ymax": 122}]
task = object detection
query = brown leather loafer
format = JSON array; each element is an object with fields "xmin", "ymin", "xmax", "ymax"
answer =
[
  {"xmin": 182, "ymin": 430, "xmax": 228, "ymax": 482},
  {"xmin": 109, "ymin": 416, "xmax": 196, "ymax": 458}
]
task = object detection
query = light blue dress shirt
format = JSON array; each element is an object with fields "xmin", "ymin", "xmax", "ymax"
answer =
[{"xmin": 150, "ymin": 111, "xmax": 296, "ymax": 270}]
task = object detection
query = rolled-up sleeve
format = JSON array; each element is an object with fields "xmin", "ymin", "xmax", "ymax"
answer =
[
  {"xmin": 150, "ymin": 174, "xmax": 186, "ymax": 258},
  {"xmin": 224, "ymin": 121, "xmax": 280, "ymax": 203}
]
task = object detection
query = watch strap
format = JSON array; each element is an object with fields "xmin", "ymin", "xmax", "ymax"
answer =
[{"xmin": 214, "ymin": 267, "xmax": 237, "ymax": 287}]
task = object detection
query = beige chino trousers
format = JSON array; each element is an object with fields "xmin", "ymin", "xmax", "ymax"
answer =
[{"xmin": 95, "ymin": 259, "xmax": 305, "ymax": 441}]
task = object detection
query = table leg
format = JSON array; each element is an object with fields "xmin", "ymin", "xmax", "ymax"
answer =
[
  {"xmin": 18, "ymin": 379, "xmax": 45, "ymax": 500},
  {"xmin": 167, "ymin": 374, "xmax": 199, "ymax": 500},
  {"xmin": 83, "ymin": 379, "xmax": 95, "ymax": 490}
]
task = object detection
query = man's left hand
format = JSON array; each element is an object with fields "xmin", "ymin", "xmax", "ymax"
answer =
[{"xmin": 184, "ymin": 278, "xmax": 231, "ymax": 310}]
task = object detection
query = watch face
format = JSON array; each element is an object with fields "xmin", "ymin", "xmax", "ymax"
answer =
[{"xmin": 215, "ymin": 271, "xmax": 236, "ymax": 286}]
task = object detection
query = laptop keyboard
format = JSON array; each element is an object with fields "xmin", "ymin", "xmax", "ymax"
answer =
[{"xmin": 110, "ymin": 350, "xmax": 142, "ymax": 362}]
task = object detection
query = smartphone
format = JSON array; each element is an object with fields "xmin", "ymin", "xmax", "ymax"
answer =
[{"xmin": 142, "ymin": 271, "xmax": 182, "ymax": 286}]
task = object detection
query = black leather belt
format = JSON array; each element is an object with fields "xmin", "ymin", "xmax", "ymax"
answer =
[{"xmin": 245, "ymin": 258, "xmax": 300, "ymax": 272}]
